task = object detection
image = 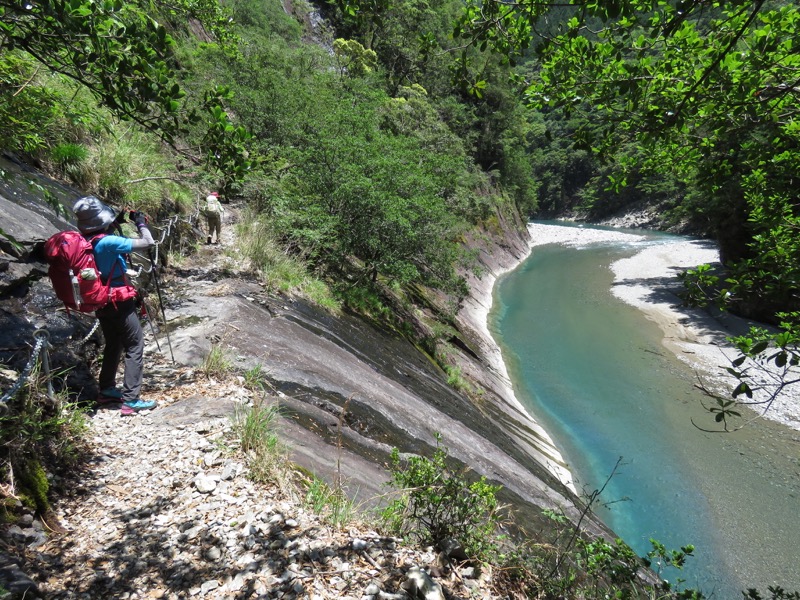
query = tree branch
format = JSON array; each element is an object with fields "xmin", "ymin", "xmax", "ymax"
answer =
[{"xmin": 124, "ymin": 176, "xmax": 186, "ymax": 185}]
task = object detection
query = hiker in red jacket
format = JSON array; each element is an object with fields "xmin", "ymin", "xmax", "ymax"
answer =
[{"xmin": 73, "ymin": 196, "xmax": 158, "ymax": 415}]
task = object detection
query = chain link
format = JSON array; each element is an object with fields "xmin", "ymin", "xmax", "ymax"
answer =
[
  {"xmin": 138, "ymin": 215, "xmax": 179, "ymax": 273},
  {"xmin": 76, "ymin": 319, "xmax": 100, "ymax": 346},
  {"xmin": 0, "ymin": 330, "xmax": 50, "ymax": 411}
]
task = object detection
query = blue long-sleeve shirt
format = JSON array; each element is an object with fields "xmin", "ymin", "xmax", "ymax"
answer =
[{"xmin": 92, "ymin": 235, "xmax": 133, "ymax": 287}]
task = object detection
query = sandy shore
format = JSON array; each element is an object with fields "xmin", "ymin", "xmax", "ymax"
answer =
[
  {"xmin": 459, "ymin": 235, "xmax": 578, "ymax": 491},
  {"xmin": 526, "ymin": 222, "xmax": 800, "ymax": 432}
]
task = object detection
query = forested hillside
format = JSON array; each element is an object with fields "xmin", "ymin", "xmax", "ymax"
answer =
[
  {"xmin": 3, "ymin": 0, "xmax": 797, "ymax": 320},
  {"xmin": 1, "ymin": 0, "xmax": 528, "ymax": 305}
]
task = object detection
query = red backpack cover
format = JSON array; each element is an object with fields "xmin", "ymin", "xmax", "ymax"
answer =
[{"xmin": 44, "ymin": 230, "xmax": 137, "ymax": 313}]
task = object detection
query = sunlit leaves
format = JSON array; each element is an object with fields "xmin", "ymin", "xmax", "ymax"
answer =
[
  {"xmin": 264, "ymin": 79, "xmax": 467, "ymax": 294},
  {"xmin": 3, "ymin": 1, "xmax": 176, "ymax": 133},
  {"xmin": 333, "ymin": 38, "xmax": 378, "ymax": 77},
  {"xmin": 383, "ymin": 436, "xmax": 502, "ymax": 559},
  {"xmin": 0, "ymin": 0, "xmax": 251, "ymax": 179}
]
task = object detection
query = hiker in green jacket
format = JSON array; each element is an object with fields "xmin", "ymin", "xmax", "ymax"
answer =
[{"xmin": 202, "ymin": 192, "xmax": 224, "ymax": 245}]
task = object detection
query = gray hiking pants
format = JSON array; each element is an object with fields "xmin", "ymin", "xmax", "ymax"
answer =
[
  {"xmin": 96, "ymin": 299, "xmax": 144, "ymax": 402},
  {"xmin": 206, "ymin": 212, "xmax": 222, "ymax": 241}
]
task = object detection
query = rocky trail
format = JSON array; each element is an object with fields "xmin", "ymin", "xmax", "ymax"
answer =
[{"xmin": 0, "ymin": 205, "xmax": 501, "ymax": 600}]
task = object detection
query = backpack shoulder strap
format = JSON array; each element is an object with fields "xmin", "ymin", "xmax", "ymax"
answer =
[
  {"xmin": 87, "ymin": 233, "xmax": 123, "ymax": 285},
  {"xmin": 87, "ymin": 232, "xmax": 106, "ymax": 247}
]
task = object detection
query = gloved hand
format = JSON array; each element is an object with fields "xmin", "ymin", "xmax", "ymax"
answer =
[
  {"xmin": 129, "ymin": 211, "xmax": 148, "ymax": 227},
  {"xmin": 113, "ymin": 210, "xmax": 127, "ymax": 224}
]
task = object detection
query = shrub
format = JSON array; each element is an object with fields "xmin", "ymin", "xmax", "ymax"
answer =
[
  {"xmin": 381, "ymin": 434, "xmax": 502, "ymax": 560},
  {"xmin": 444, "ymin": 364, "xmax": 471, "ymax": 392},
  {"xmin": 236, "ymin": 213, "xmax": 339, "ymax": 310}
]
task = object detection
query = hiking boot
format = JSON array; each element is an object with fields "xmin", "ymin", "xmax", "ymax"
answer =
[
  {"xmin": 120, "ymin": 398, "xmax": 158, "ymax": 416},
  {"xmin": 206, "ymin": 236, "xmax": 212, "ymax": 245},
  {"xmin": 97, "ymin": 387, "xmax": 123, "ymax": 406}
]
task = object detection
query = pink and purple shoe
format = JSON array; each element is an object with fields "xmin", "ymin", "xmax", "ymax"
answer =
[
  {"xmin": 96, "ymin": 387, "xmax": 123, "ymax": 407},
  {"xmin": 120, "ymin": 399, "xmax": 158, "ymax": 416}
]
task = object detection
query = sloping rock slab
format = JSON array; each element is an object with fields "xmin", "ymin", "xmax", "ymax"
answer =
[{"xmin": 160, "ymin": 277, "xmax": 588, "ymax": 532}]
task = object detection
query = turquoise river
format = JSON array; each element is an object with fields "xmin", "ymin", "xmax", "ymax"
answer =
[{"xmin": 491, "ymin": 223, "xmax": 800, "ymax": 597}]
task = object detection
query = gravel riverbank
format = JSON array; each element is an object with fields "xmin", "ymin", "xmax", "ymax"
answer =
[{"xmin": 526, "ymin": 222, "xmax": 800, "ymax": 432}]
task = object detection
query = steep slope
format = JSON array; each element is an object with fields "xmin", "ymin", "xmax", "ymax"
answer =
[{"xmin": 151, "ymin": 202, "xmax": 584, "ymax": 528}]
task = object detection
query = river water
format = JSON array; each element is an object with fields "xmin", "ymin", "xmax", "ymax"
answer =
[{"xmin": 491, "ymin": 224, "xmax": 800, "ymax": 597}]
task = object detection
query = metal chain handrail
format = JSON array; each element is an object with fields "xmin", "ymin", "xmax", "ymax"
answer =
[
  {"xmin": 0, "ymin": 329, "xmax": 51, "ymax": 412},
  {"xmin": 76, "ymin": 319, "xmax": 100, "ymax": 346},
  {"xmin": 137, "ymin": 214, "xmax": 179, "ymax": 274},
  {"xmin": 1, "ymin": 209, "xmax": 187, "ymax": 408}
]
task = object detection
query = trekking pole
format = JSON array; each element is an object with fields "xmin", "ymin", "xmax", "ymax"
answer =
[
  {"xmin": 148, "ymin": 249, "xmax": 175, "ymax": 363},
  {"xmin": 141, "ymin": 298, "xmax": 162, "ymax": 353},
  {"xmin": 129, "ymin": 263, "xmax": 162, "ymax": 354}
]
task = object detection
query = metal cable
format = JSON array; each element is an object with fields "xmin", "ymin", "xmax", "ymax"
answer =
[
  {"xmin": 137, "ymin": 215, "xmax": 179, "ymax": 273},
  {"xmin": 0, "ymin": 329, "xmax": 50, "ymax": 411},
  {"xmin": 75, "ymin": 319, "xmax": 100, "ymax": 346}
]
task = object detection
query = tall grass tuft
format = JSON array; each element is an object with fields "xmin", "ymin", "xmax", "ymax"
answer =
[
  {"xmin": 236, "ymin": 214, "xmax": 340, "ymax": 311},
  {"xmin": 50, "ymin": 143, "xmax": 93, "ymax": 188},
  {"xmin": 201, "ymin": 344, "xmax": 232, "ymax": 378},
  {"xmin": 243, "ymin": 363, "xmax": 269, "ymax": 391},
  {"xmin": 89, "ymin": 128, "xmax": 191, "ymax": 215},
  {"xmin": 231, "ymin": 399, "xmax": 285, "ymax": 484},
  {"xmin": 304, "ymin": 476, "xmax": 356, "ymax": 528}
]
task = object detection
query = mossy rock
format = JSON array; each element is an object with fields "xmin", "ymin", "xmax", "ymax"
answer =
[{"xmin": 15, "ymin": 459, "xmax": 49, "ymax": 515}]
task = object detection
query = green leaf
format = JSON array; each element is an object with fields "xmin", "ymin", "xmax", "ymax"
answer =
[{"xmin": 732, "ymin": 382, "xmax": 752, "ymax": 399}]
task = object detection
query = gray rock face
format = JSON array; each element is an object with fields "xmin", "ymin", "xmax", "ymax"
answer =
[
  {"xmin": 0, "ymin": 154, "xmax": 77, "ymax": 258},
  {"xmin": 162, "ymin": 278, "xmax": 583, "ymax": 530},
  {"xmin": 0, "ymin": 155, "xmax": 100, "ymax": 395}
]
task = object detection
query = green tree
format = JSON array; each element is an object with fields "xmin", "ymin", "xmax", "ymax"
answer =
[
  {"xmin": 333, "ymin": 38, "xmax": 378, "ymax": 78},
  {"xmin": 453, "ymin": 0, "xmax": 800, "ymax": 419},
  {"xmin": 329, "ymin": 0, "xmax": 542, "ymax": 213},
  {"xmin": 275, "ymin": 80, "xmax": 466, "ymax": 293},
  {"xmin": 0, "ymin": 0, "xmax": 249, "ymax": 177},
  {"xmin": 454, "ymin": 0, "xmax": 799, "ymax": 275}
]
